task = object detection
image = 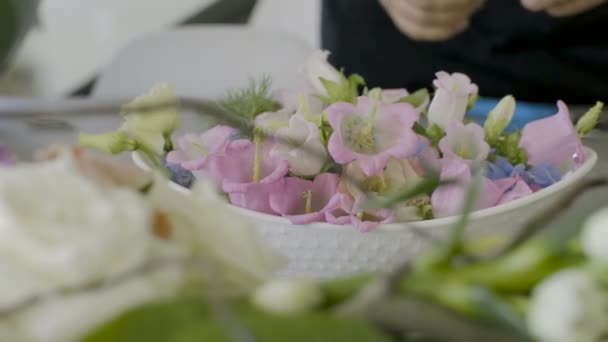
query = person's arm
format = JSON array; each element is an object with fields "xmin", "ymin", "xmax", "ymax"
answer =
[{"xmin": 521, "ymin": 0, "xmax": 607, "ymax": 17}]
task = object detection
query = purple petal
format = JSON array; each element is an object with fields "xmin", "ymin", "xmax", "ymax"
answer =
[
  {"xmin": 519, "ymin": 101, "xmax": 584, "ymax": 167},
  {"xmin": 498, "ymin": 179, "xmax": 533, "ymax": 204},
  {"xmin": 229, "ymin": 180, "xmax": 284, "ymax": 215},
  {"xmin": 324, "ymin": 193, "xmax": 356, "ymax": 225},
  {"xmin": 431, "ymin": 158, "xmax": 472, "ymax": 218}
]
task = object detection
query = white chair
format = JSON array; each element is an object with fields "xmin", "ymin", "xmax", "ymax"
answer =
[{"xmin": 93, "ymin": 26, "xmax": 313, "ymax": 99}]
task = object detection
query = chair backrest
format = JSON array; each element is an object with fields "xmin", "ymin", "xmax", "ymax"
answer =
[{"xmin": 93, "ymin": 26, "xmax": 313, "ymax": 99}]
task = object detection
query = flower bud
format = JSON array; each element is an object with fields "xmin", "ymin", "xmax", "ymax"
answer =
[{"xmin": 483, "ymin": 95, "xmax": 516, "ymax": 144}]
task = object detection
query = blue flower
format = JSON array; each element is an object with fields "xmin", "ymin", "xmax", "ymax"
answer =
[
  {"xmin": 486, "ymin": 156, "xmax": 561, "ymax": 189},
  {"xmin": 165, "ymin": 162, "xmax": 194, "ymax": 188},
  {"xmin": 524, "ymin": 164, "xmax": 561, "ymax": 188},
  {"xmin": 486, "ymin": 156, "xmax": 518, "ymax": 180}
]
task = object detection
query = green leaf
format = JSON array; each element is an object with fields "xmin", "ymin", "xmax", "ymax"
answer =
[
  {"xmin": 361, "ymin": 177, "xmax": 441, "ymax": 210},
  {"xmin": 85, "ymin": 297, "xmax": 389, "ymax": 342},
  {"xmin": 319, "ymin": 72, "xmax": 365, "ymax": 104},
  {"xmin": 470, "ymin": 288, "xmax": 533, "ymax": 341},
  {"xmin": 217, "ymin": 76, "xmax": 281, "ymax": 121},
  {"xmin": 398, "ymin": 88, "xmax": 430, "ymax": 109},
  {"xmin": 493, "ymin": 131, "xmax": 528, "ymax": 165},
  {"xmin": 576, "ymin": 101, "xmax": 604, "ymax": 137}
]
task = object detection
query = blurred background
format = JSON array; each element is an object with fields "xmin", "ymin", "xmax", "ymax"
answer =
[{"xmin": 0, "ymin": 0, "xmax": 320, "ymax": 97}]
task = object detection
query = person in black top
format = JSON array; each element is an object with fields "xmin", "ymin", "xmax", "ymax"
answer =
[{"xmin": 321, "ymin": 0, "xmax": 608, "ymax": 104}]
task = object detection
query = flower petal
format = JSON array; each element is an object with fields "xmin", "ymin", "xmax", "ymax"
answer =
[{"xmin": 519, "ymin": 101, "xmax": 584, "ymax": 167}]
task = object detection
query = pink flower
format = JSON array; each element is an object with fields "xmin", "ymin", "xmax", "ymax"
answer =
[
  {"xmin": 165, "ymin": 125, "xmax": 236, "ymax": 170},
  {"xmin": 412, "ymin": 136, "xmax": 441, "ymax": 175},
  {"xmin": 519, "ymin": 101, "xmax": 585, "ymax": 167},
  {"xmin": 427, "ymin": 71, "xmax": 478, "ymax": 129},
  {"xmin": 269, "ymin": 173, "xmax": 339, "ymax": 224},
  {"xmin": 205, "ymin": 139, "xmax": 289, "ymax": 193},
  {"xmin": 326, "ymin": 96, "xmax": 419, "ymax": 176},
  {"xmin": 439, "ymin": 122, "xmax": 490, "ymax": 165},
  {"xmin": 229, "ymin": 181, "xmax": 284, "ymax": 215},
  {"xmin": 431, "ymin": 158, "xmax": 511, "ymax": 218},
  {"xmin": 431, "ymin": 158, "xmax": 472, "ymax": 218},
  {"xmin": 324, "ymin": 193, "xmax": 394, "ymax": 232},
  {"xmin": 498, "ymin": 179, "xmax": 533, "ymax": 205}
]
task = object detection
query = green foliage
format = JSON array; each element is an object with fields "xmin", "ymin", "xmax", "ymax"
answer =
[
  {"xmin": 319, "ymin": 72, "xmax": 365, "ymax": 104},
  {"xmin": 426, "ymin": 124, "xmax": 446, "ymax": 146},
  {"xmin": 398, "ymin": 88, "xmax": 430, "ymax": 109},
  {"xmin": 84, "ymin": 297, "xmax": 389, "ymax": 342},
  {"xmin": 217, "ymin": 77, "xmax": 281, "ymax": 121},
  {"xmin": 493, "ymin": 131, "xmax": 528, "ymax": 165}
]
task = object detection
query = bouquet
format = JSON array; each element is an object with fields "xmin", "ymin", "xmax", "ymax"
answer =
[
  {"xmin": 1, "ymin": 145, "xmax": 608, "ymax": 342},
  {"xmin": 80, "ymin": 50, "xmax": 604, "ymax": 231}
]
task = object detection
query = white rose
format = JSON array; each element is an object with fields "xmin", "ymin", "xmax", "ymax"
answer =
[
  {"xmin": 301, "ymin": 50, "xmax": 341, "ymax": 97},
  {"xmin": 527, "ymin": 269, "xmax": 608, "ymax": 342},
  {"xmin": 251, "ymin": 278, "xmax": 323, "ymax": 315},
  {"xmin": 581, "ymin": 206, "xmax": 608, "ymax": 264},
  {"xmin": 0, "ymin": 156, "xmax": 154, "ymax": 310},
  {"xmin": 145, "ymin": 174, "xmax": 279, "ymax": 292}
]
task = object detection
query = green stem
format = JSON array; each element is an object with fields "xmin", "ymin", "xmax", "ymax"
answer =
[{"xmin": 252, "ymin": 133, "xmax": 262, "ymax": 182}]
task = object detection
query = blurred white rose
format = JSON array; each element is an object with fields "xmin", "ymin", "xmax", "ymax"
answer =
[
  {"xmin": 146, "ymin": 173, "xmax": 279, "ymax": 293},
  {"xmin": 527, "ymin": 268, "xmax": 608, "ymax": 342},
  {"xmin": 0, "ymin": 156, "xmax": 154, "ymax": 310},
  {"xmin": 251, "ymin": 278, "xmax": 323, "ymax": 315},
  {"xmin": 581, "ymin": 206, "xmax": 608, "ymax": 264},
  {"xmin": 0, "ymin": 155, "xmax": 190, "ymax": 342}
]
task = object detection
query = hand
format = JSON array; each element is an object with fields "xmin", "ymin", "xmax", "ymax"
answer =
[
  {"xmin": 521, "ymin": 0, "xmax": 606, "ymax": 17},
  {"xmin": 379, "ymin": 0, "xmax": 485, "ymax": 41}
]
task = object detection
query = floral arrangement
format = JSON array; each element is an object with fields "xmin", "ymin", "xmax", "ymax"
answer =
[
  {"xmin": 80, "ymin": 50, "xmax": 603, "ymax": 231},
  {"xmin": 0, "ymin": 145, "xmax": 608, "ymax": 342}
]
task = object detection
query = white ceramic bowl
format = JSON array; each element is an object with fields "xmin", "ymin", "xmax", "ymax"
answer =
[{"xmin": 134, "ymin": 147, "xmax": 597, "ymax": 278}]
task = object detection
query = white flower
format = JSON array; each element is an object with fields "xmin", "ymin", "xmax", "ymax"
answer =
[
  {"xmin": 484, "ymin": 95, "xmax": 516, "ymax": 143},
  {"xmin": 527, "ymin": 269, "xmax": 608, "ymax": 342},
  {"xmin": 301, "ymin": 50, "xmax": 341, "ymax": 97},
  {"xmin": 251, "ymin": 278, "xmax": 323, "ymax": 315},
  {"xmin": 3, "ymin": 267, "xmax": 183, "ymax": 342},
  {"xmin": 582, "ymin": 207, "xmax": 608, "ymax": 264},
  {"xmin": 383, "ymin": 158, "xmax": 428, "ymax": 221},
  {"xmin": 121, "ymin": 83, "xmax": 179, "ymax": 153},
  {"xmin": 270, "ymin": 114, "xmax": 328, "ymax": 176},
  {"xmin": 427, "ymin": 71, "xmax": 478, "ymax": 129},
  {"xmin": 146, "ymin": 174, "xmax": 279, "ymax": 292},
  {"xmin": 0, "ymin": 155, "xmax": 190, "ymax": 342},
  {"xmin": 0, "ymin": 156, "xmax": 154, "ymax": 311},
  {"xmin": 254, "ymin": 109, "xmax": 293, "ymax": 133}
]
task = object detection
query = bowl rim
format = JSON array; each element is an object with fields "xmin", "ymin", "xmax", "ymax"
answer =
[{"xmin": 133, "ymin": 146, "xmax": 597, "ymax": 232}]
